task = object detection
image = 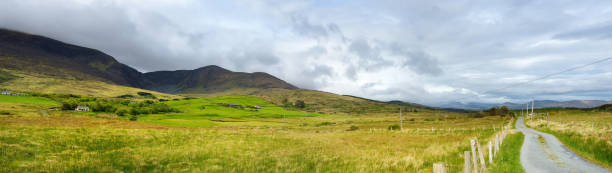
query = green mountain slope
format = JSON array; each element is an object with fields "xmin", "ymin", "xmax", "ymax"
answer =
[{"xmin": 141, "ymin": 65, "xmax": 297, "ymax": 93}]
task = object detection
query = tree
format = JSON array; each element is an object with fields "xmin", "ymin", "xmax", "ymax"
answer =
[
  {"xmin": 499, "ymin": 106, "xmax": 509, "ymax": 117},
  {"xmin": 295, "ymin": 100, "xmax": 306, "ymax": 108},
  {"xmin": 488, "ymin": 107, "xmax": 498, "ymax": 116}
]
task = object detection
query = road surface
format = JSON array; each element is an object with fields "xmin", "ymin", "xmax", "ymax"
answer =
[{"xmin": 516, "ymin": 117, "xmax": 610, "ymax": 173}]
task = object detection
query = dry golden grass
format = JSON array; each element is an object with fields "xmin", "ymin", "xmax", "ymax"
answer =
[
  {"xmin": 0, "ymin": 69, "xmax": 179, "ymax": 99},
  {"xmin": 526, "ymin": 111, "xmax": 612, "ymax": 141},
  {"xmin": 0, "ymin": 101, "xmax": 512, "ymax": 172},
  {"xmin": 0, "ymin": 92, "xmax": 514, "ymax": 172}
]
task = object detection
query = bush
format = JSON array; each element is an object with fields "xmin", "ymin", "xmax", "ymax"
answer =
[
  {"xmin": 317, "ymin": 122, "xmax": 336, "ymax": 126},
  {"xmin": 137, "ymin": 92, "xmax": 156, "ymax": 99},
  {"xmin": 61, "ymin": 99, "xmax": 78, "ymax": 110},
  {"xmin": 348, "ymin": 125, "xmax": 359, "ymax": 131},
  {"xmin": 295, "ymin": 100, "xmax": 306, "ymax": 108},
  {"xmin": 388, "ymin": 124, "xmax": 400, "ymax": 130},
  {"xmin": 115, "ymin": 108, "xmax": 129, "ymax": 116},
  {"xmin": 129, "ymin": 114, "xmax": 138, "ymax": 121},
  {"xmin": 117, "ymin": 94, "xmax": 134, "ymax": 98}
]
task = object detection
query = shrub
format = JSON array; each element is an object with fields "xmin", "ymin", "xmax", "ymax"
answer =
[
  {"xmin": 117, "ymin": 94, "xmax": 134, "ymax": 98},
  {"xmin": 137, "ymin": 92, "xmax": 156, "ymax": 99},
  {"xmin": 61, "ymin": 99, "xmax": 78, "ymax": 110},
  {"xmin": 129, "ymin": 114, "xmax": 138, "ymax": 121},
  {"xmin": 318, "ymin": 122, "xmax": 336, "ymax": 126},
  {"xmin": 348, "ymin": 125, "xmax": 359, "ymax": 131},
  {"xmin": 295, "ymin": 100, "xmax": 306, "ymax": 108},
  {"xmin": 388, "ymin": 124, "xmax": 400, "ymax": 130},
  {"xmin": 115, "ymin": 108, "xmax": 129, "ymax": 116}
]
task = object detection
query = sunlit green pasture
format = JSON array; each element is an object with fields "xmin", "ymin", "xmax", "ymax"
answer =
[
  {"xmin": 139, "ymin": 95, "xmax": 321, "ymax": 127},
  {"xmin": 0, "ymin": 95, "xmax": 58, "ymax": 106}
]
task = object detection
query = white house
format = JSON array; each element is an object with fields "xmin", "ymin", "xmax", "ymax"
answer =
[
  {"xmin": 1, "ymin": 90, "xmax": 10, "ymax": 95},
  {"xmin": 75, "ymin": 106, "xmax": 90, "ymax": 112}
]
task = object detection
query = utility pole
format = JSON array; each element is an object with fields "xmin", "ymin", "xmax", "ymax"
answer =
[
  {"xmin": 531, "ymin": 97, "xmax": 535, "ymax": 115},
  {"xmin": 399, "ymin": 107, "xmax": 403, "ymax": 130},
  {"xmin": 526, "ymin": 102, "xmax": 530, "ymax": 120}
]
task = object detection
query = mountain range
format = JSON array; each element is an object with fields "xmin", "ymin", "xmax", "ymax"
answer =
[
  {"xmin": 0, "ymin": 28, "xmax": 296, "ymax": 94},
  {"xmin": 441, "ymin": 100, "xmax": 612, "ymax": 110}
]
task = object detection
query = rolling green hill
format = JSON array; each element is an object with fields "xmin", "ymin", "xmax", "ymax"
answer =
[{"xmin": 142, "ymin": 65, "xmax": 297, "ymax": 93}]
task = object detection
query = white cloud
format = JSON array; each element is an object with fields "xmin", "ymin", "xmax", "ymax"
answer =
[{"xmin": 1, "ymin": 0, "xmax": 612, "ymax": 105}]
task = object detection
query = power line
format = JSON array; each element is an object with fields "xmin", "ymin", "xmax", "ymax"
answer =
[{"xmin": 456, "ymin": 56, "xmax": 612, "ymax": 101}]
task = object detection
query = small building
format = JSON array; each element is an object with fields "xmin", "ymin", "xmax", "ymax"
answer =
[
  {"xmin": 254, "ymin": 106, "xmax": 261, "ymax": 109},
  {"xmin": 75, "ymin": 106, "xmax": 90, "ymax": 112},
  {"xmin": 1, "ymin": 90, "xmax": 10, "ymax": 95}
]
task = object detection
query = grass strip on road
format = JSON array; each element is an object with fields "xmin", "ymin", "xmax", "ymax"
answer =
[{"xmin": 533, "ymin": 127, "xmax": 612, "ymax": 169}]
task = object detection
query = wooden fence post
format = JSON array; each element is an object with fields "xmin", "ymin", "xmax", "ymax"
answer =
[
  {"xmin": 470, "ymin": 139, "xmax": 479, "ymax": 173},
  {"xmin": 464, "ymin": 151, "xmax": 471, "ymax": 173},
  {"xmin": 476, "ymin": 140, "xmax": 487, "ymax": 171},
  {"xmin": 433, "ymin": 162, "xmax": 446, "ymax": 173},
  {"xmin": 494, "ymin": 134, "xmax": 499, "ymax": 157},
  {"xmin": 488, "ymin": 141, "xmax": 493, "ymax": 164}
]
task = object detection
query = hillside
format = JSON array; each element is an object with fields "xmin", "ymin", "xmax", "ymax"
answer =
[
  {"xmin": 142, "ymin": 65, "xmax": 297, "ymax": 93},
  {"xmin": 0, "ymin": 28, "xmax": 146, "ymax": 87},
  {"xmin": 0, "ymin": 69, "xmax": 178, "ymax": 99},
  {"xmin": 0, "ymin": 29, "xmax": 297, "ymax": 95}
]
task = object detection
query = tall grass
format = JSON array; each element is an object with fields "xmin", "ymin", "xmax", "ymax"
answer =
[
  {"xmin": 0, "ymin": 92, "xmax": 514, "ymax": 172},
  {"xmin": 488, "ymin": 132, "xmax": 525, "ymax": 173}
]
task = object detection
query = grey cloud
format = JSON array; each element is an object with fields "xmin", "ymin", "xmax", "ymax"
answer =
[
  {"xmin": 390, "ymin": 45, "xmax": 442, "ymax": 76},
  {"xmin": 293, "ymin": 64, "xmax": 334, "ymax": 89},
  {"xmin": 348, "ymin": 39, "xmax": 394, "ymax": 71},
  {"xmin": 553, "ymin": 22, "xmax": 612, "ymax": 40},
  {"xmin": 345, "ymin": 65, "xmax": 357, "ymax": 80},
  {"xmin": 291, "ymin": 15, "xmax": 328, "ymax": 39}
]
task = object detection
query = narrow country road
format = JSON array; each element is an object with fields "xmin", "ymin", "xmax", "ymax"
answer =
[{"xmin": 516, "ymin": 117, "xmax": 610, "ymax": 173}]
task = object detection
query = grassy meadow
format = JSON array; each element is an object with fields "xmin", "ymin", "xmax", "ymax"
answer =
[
  {"xmin": 0, "ymin": 69, "xmax": 179, "ymax": 99},
  {"xmin": 0, "ymin": 93, "xmax": 516, "ymax": 172},
  {"xmin": 526, "ymin": 110, "xmax": 612, "ymax": 169}
]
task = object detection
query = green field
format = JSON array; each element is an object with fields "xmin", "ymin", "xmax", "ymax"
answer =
[
  {"xmin": 139, "ymin": 95, "xmax": 322, "ymax": 127},
  {"xmin": 0, "ymin": 91, "xmax": 518, "ymax": 172},
  {"xmin": 0, "ymin": 95, "xmax": 58, "ymax": 106}
]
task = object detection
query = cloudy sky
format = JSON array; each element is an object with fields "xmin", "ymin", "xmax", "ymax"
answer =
[{"xmin": 1, "ymin": 0, "xmax": 612, "ymax": 105}]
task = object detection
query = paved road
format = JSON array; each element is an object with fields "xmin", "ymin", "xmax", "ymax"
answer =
[{"xmin": 516, "ymin": 117, "xmax": 610, "ymax": 173}]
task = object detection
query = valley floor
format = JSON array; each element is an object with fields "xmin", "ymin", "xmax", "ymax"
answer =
[{"xmin": 0, "ymin": 95, "xmax": 513, "ymax": 172}]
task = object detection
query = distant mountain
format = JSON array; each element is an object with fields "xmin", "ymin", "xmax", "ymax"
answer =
[
  {"xmin": 0, "ymin": 28, "xmax": 145, "ymax": 87},
  {"xmin": 441, "ymin": 100, "xmax": 612, "ymax": 110},
  {"xmin": 142, "ymin": 65, "xmax": 297, "ymax": 94},
  {"xmin": 0, "ymin": 29, "xmax": 297, "ymax": 94}
]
